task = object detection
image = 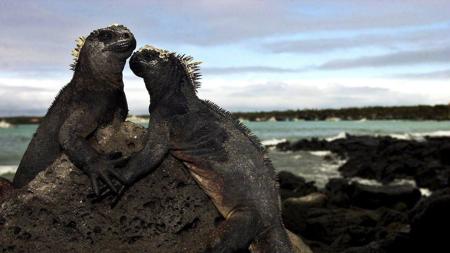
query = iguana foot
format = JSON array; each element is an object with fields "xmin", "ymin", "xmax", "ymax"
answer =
[
  {"xmin": 89, "ymin": 183, "xmax": 127, "ymax": 208},
  {"xmin": 84, "ymin": 155, "xmax": 130, "ymax": 196},
  {"xmin": 105, "ymin": 157, "xmax": 145, "ymax": 187},
  {"xmin": 203, "ymin": 207, "xmax": 263, "ymax": 253}
]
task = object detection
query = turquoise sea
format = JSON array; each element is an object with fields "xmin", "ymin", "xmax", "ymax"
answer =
[{"xmin": 1, "ymin": 120, "xmax": 450, "ymax": 186}]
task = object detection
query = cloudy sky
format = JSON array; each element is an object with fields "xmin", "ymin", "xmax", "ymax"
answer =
[{"xmin": 1, "ymin": 0, "xmax": 449, "ymax": 116}]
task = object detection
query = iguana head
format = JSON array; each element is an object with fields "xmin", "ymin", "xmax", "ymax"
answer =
[
  {"xmin": 72, "ymin": 24, "xmax": 136, "ymax": 80},
  {"xmin": 129, "ymin": 45, "xmax": 201, "ymax": 97}
]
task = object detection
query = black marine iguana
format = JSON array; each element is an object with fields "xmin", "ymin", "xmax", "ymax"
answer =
[
  {"xmin": 13, "ymin": 25, "xmax": 136, "ymax": 195},
  {"xmin": 107, "ymin": 45, "xmax": 308, "ymax": 253}
]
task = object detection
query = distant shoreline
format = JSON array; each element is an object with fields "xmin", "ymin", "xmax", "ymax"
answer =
[{"xmin": 1, "ymin": 104, "xmax": 450, "ymax": 124}]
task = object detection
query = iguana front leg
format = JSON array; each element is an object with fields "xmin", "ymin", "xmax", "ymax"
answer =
[
  {"xmin": 59, "ymin": 107, "xmax": 124, "ymax": 195},
  {"xmin": 110, "ymin": 121, "xmax": 170, "ymax": 186}
]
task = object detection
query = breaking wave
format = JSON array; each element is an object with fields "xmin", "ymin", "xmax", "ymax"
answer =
[
  {"xmin": 325, "ymin": 130, "xmax": 450, "ymax": 142},
  {"xmin": 0, "ymin": 165, "xmax": 17, "ymax": 175}
]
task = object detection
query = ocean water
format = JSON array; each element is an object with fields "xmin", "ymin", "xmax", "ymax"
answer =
[{"xmin": 1, "ymin": 120, "xmax": 450, "ymax": 186}]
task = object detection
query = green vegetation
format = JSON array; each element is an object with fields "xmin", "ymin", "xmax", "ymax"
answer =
[
  {"xmin": 2, "ymin": 105, "xmax": 450, "ymax": 124},
  {"xmin": 0, "ymin": 116, "xmax": 42, "ymax": 125},
  {"xmin": 233, "ymin": 105, "xmax": 450, "ymax": 121}
]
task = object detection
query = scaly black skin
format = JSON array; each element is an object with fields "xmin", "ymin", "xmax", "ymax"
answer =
[
  {"xmin": 13, "ymin": 25, "xmax": 136, "ymax": 196},
  {"xmin": 110, "ymin": 46, "xmax": 295, "ymax": 253}
]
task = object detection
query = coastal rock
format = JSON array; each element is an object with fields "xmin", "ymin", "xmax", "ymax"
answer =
[
  {"xmin": 325, "ymin": 178, "xmax": 353, "ymax": 207},
  {"xmin": 283, "ymin": 206, "xmax": 380, "ymax": 249},
  {"xmin": 342, "ymin": 233, "xmax": 411, "ymax": 253},
  {"xmin": 409, "ymin": 189, "xmax": 450, "ymax": 252},
  {"xmin": 351, "ymin": 183, "xmax": 421, "ymax": 210},
  {"xmin": 283, "ymin": 202, "xmax": 413, "ymax": 253},
  {"xmin": 283, "ymin": 192, "xmax": 328, "ymax": 209},
  {"xmin": 0, "ymin": 122, "xmax": 223, "ymax": 253},
  {"xmin": 277, "ymin": 135, "xmax": 450, "ymax": 191},
  {"xmin": 324, "ymin": 179, "xmax": 421, "ymax": 210},
  {"xmin": 0, "ymin": 177, "xmax": 13, "ymax": 202},
  {"xmin": 278, "ymin": 171, "xmax": 318, "ymax": 200}
]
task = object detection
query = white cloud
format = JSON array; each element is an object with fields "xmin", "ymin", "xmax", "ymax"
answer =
[
  {"xmin": 197, "ymin": 78, "xmax": 450, "ymax": 111},
  {"xmin": 1, "ymin": 1, "xmax": 450, "ymax": 115},
  {"xmin": 2, "ymin": 76, "xmax": 449, "ymax": 116}
]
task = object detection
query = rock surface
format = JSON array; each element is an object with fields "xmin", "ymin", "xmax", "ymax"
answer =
[
  {"xmin": 278, "ymin": 173, "xmax": 430, "ymax": 253},
  {"xmin": 0, "ymin": 177, "xmax": 13, "ymax": 202},
  {"xmin": 0, "ymin": 122, "xmax": 313, "ymax": 253},
  {"xmin": 254, "ymin": 134, "xmax": 450, "ymax": 252},
  {"xmin": 409, "ymin": 189, "xmax": 450, "ymax": 252},
  {"xmin": 276, "ymin": 135, "xmax": 450, "ymax": 191},
  {"xmin": 0, "ymin": 122, "xmax": 222, "ymax": 252},
  {"xmin": 278, "ymin": 171, "xmax": 318, "ymax": 200}
]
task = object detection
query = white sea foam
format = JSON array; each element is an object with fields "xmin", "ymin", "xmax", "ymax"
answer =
[
  {"xmin": 262, "ymin": 138, "xmax": 287, "ymax": 146},
  {"xmin": 0, "ymin": 120, "xmax": 13, "ymax": 128},
  {"xmin": 326, "ymin": 132, "xmax": 347, "ymax": 142},
  {"xmin": 420, "ymin": 188, "xmax": 432, "ymax": 197},
  {"xmin": 349, "ymin": 177, "xmax": 382, "ymax": 186},
  {"xmin": 390, "ymin": 178, "xmax": 417, "ymax": 187},
  {"xmin": 389, "ymin": 130, "xmax": 450, "ymax": 141},
  {"xmin": 372, "ymin": 130, "xmax": 450, "ymax": 141},
  {"xmin": 349, "ymin": 177, "xmax": 417, "ymax": 187},
  {"xmin": 310, "ymin": 151, "xmax": 333, "ymax": 157},
  {"xmin": 389, "ymin": 133, "xmax": 418, "ymax": 140},
  {"xmin": 324, "ymin": 130, "xmax": 450, "ymax": 142},
  {"xmin": 312, "ymin": 158, "xmax": 347, "ymax": 187},
  {"xmin": 425, "ymin": 130, "xmax": 450, "ymax": 137},
  {"xmin": 0, "ymin": 165, "xmax": 18, "ymax": 175},
  {"xmin": 349, "ymin": 177, "xmax": 432, "ymax": 196}
]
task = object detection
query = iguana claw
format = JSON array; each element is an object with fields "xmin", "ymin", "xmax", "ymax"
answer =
[{"xmin": 85, "ymin": 155, "xmax": 130, "ymax": 196}]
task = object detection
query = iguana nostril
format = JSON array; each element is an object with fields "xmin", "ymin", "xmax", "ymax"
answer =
[{"xmin": 123, "ymin": 33, "xmax": 130, "ymax": 39}]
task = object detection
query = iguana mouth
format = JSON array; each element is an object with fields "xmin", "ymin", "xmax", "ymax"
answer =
[{"xmin": 103, "ymin": 39, "xmax": 136, "ymax": 53}]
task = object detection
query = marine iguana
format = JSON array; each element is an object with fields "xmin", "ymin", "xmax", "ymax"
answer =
[
  {"xmin": 13, "ymin": 25, "xmax": 136, "ymax": 195},
  {"xmin": 108, "ymin": 45, "xmax": 302, "ymax": 253}
]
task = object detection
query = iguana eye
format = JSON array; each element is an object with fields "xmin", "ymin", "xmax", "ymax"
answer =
[{"xmin": 98, "ymin": 30, "xmax": 113, "ymax": 42}]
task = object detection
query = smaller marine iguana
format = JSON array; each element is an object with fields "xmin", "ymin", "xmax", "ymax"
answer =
[
  {"xmin": 107, "ymin": 45, "xmax": 309, "ymax": 253},
  {"xmin": 13, "ymin": 25, "xmax": 136, "ymax": 195}
]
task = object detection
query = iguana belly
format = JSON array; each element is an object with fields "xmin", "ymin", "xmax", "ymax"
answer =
[{"xmin": 183, "ymin": 162, "xmax": 232, "ymax": 217}]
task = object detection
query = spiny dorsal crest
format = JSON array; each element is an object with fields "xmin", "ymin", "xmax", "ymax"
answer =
[
  {"xmin": 176, "ymin": 53, "xmax": 202, "ymax": 92},
  {"xmin": 202, "ymin": 100, "xmax": 266, "ymax": 153},
  {"xmin": 138, "ymin": 45, "xmax": 202, "ymax": 92},
  {"xmin": 70, "ymin": 36, "xmax": 86, "ymax": 71}
]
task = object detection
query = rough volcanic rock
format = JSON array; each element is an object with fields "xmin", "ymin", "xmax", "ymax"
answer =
[
  {"xmin": 325, "ymin": 178, "xmax": 353, "ymax": 208},
  {"xmin": 283, "ymin": 193, "xmax": 328, "ymax": 209},
  {"xmin": 278, "ymin": 171, "xmax": 318, "ymax": 200},
  {"xmin": 283, "ymin": 203, "xmax": 413, "ymax": 253},
  {"xmin": 0, "ymin": 122, "xmax": 222, "ymax": 253},
  {"xmin": 409, "ymin": 189, "xmax": 450, "ymax": 252},
  {"xmin": 350, "ymin": 183, "xmax": 421, "ymax": 210},
  {"xmin": 0, "ymin": 177, "xmax": 13, "ymax": 202},
  {"xmin": 324, "ymin": 179, "xmax": 421, "ymax": 210},
  {"xmin": 281, "ymin": 177, "xmax": 418, "ymax": 252},
  {"xmin": 276, "ymin": 135, "xmax": 450, "ymax": 191}
]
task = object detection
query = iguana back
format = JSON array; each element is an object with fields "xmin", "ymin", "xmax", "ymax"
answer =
[
  {"xmin": 118, "ymin": 46, "xmax": 312, "ymax": 252},
  {"xmin": 13, "ymin": 25, "xmax": 135, "ymax": 188}
]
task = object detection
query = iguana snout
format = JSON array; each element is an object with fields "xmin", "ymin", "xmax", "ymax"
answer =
[
  {"xmin": 72, "ymin": 24, "xmax": 136, "ymax": 75},
  {"xmin": 129, "ymin": 45, "xmax": 172, "ymax": 78},
  {"xmin": 90, "ymin": 24, "xmax": 136, "ymax": 55},
  {"xmin": 100, "ymin": 25, "xmax": 136, "ymax": 54}
]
